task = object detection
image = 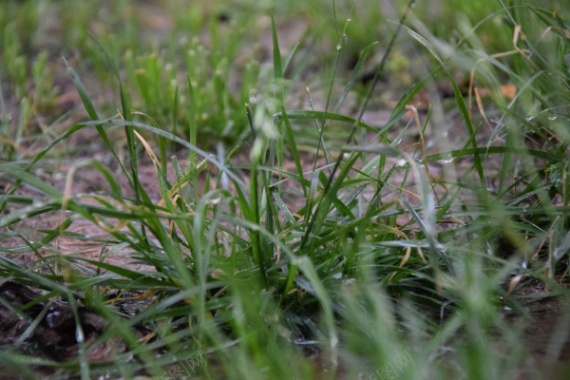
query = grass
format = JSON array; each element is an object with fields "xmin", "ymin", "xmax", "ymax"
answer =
[{"xmin": 1, "ymin": 0, "xmax": 570, "ymax": 379}]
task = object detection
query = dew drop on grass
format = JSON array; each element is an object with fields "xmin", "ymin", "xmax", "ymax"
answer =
[
  {"xmin": 248, "ymin": 95, "xmax": 256, "ymax": 103},
  {"xmin": 76, "ymin": 328, "xmax": 84, "ymax": 343},
  {"xmin": 439, "ymin": 153, "xmax": 454, "ymax": 164},
  {"xmin": 548, "ymin": 114, "xmax": 558, "ymax": 121}
]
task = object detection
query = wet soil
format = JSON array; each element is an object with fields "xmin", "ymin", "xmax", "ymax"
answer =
[{"xmin": 506, "ymin": 294, "xmax": 570, "ymax": 380}]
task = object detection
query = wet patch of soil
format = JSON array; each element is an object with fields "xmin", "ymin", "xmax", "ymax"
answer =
[{"xmin": 0, "ymin": 280, "xmax": 160, "ymax": 378}]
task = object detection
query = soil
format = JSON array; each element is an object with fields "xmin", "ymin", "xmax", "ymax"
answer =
[{"xmin": 505, "ymin": 293, "xmax": 570, "ymax": 380}]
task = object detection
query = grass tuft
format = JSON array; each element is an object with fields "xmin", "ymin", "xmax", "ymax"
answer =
[{"xmin": 1, "ymin": 1, "xmax": 570, "ymax": 379}]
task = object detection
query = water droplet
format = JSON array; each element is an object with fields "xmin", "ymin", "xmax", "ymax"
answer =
[
  {"xmin": 548, "ymin": 114, "xmax": 558, "ymax": 121},
  {"xmin": 439, "ymin": 154, "xmax": 454, "ymax": 164},
  {"xmin": 343, "ymin": 278, "xmax": 356, "ymax": 285},
  {"xmin": 525, "ymin": 116, "xmax": 534, "ymax": 122}
]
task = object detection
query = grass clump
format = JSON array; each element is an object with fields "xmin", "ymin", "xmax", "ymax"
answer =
[{"xmin": 1, "ymin": 1, "xmax": 570, "ymax": 379}]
